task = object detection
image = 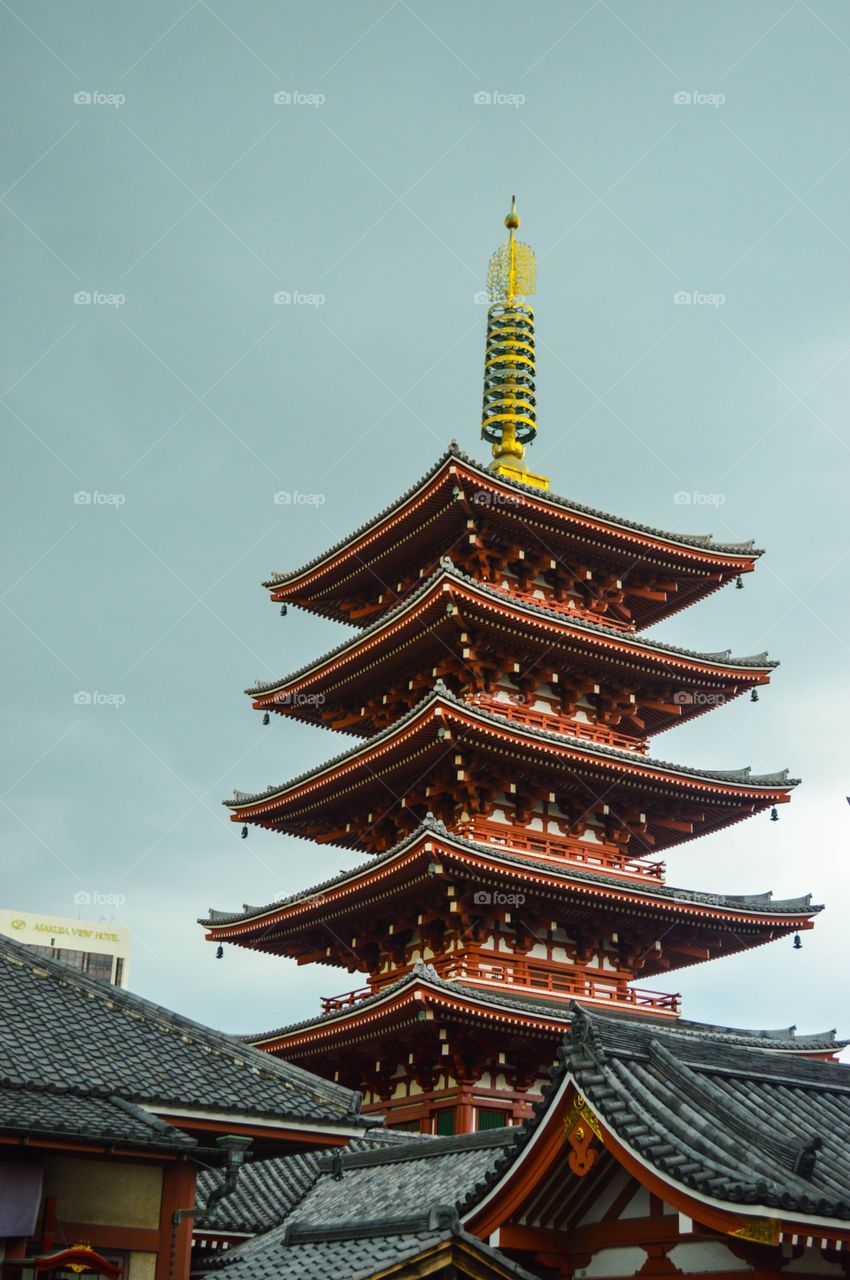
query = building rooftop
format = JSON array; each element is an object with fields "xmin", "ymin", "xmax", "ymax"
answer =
[
  {"xmin": 263, "ymin": 444, "xmax": 761, "ymax": 594},
  {"xmin": 202, "ymin": 817, "xmax": 819, "ymax": 931},
  {"xmin": 226, "ymin": 683, "xmax": 797, "ymax": 812},
  {"xmin": 0, "ymin": 932, "xmax": 368, "ymax": 1148},
  {"xmin": 248, "ymin": 559, "xmax": 777, "ymax": 701},
  {"xmin": 244, "ymin": 959, "xmax": 842, "ymax": 1056},
  {"xmin": 198, "ymin": 1009, "xmax": 850, "ymax": 1274}
]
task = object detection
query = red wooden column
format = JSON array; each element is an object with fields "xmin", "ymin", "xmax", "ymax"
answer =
[
  {"xmin": 455, "ymin": 1085, "xmax": 476, "ymax": 1135},
  {"xmin": 156, "ymin": 1161, "xmax": 196, "ymax": 1280}
]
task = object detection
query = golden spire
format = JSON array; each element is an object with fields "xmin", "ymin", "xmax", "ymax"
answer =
[{"xmin": 481, "ymin": 198, "xmax": 549, "ymax": 491}]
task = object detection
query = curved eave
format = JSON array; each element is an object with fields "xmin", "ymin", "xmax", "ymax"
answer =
[
  {"xmin": 247, "ymin": 568, "xmax": 776, "ymax": 734},
  {"xmin": 201, "ymin": 828, "xmax": 819, "ymax": 947},
  {"xmin": 264, "ymin": 448, "xmax": 761, "ymax": 597},
  {"xmin": 465, "ymin": 1069, "xmax": 850, "ymax": 1247},
  {"xmin": 226, "ymin": 688, "xmax": 798, "ymax": 818},
  {"xmin": 247, "ymin": 973, "xmax": 576, "ymax": 1055}
]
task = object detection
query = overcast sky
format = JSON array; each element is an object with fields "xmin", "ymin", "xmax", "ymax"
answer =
[{"xmin": 2, "ymin": 0, "xmax": 849, "ymax": 1042}]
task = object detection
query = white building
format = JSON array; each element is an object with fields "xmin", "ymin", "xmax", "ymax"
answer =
[{"xmin": 0, "ymin": 907, "xmax": 130, "ymax": 987}]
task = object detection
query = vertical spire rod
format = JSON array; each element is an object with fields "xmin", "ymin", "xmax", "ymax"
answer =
[{"xmin": 480, "ymin": 199, "xmax": 549, "ymax": 492}]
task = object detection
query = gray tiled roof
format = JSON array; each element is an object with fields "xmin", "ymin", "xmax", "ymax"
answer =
[
  {"xmin": 201, "ymin": 1133, "xmax": 532, "ymax": 1279},
  {"xmin": 248, "ymin": 560, "xmax": 775, "ymax": 698},
  {"xmin": 520, "ymin": 1006, "xmax": 850, "ymax": 1221},
  {"xmin": 198, "ymin": 1130, "xmax": 432, "ymax": 1235},
  {"xmin": 0, "ymin": 933, "xmax": 365, "ymax": 1133},
  {"xmin": 226, "ymin": 683, "xmax": 798, "ymax": 809},
  {"xmin": 203, "ymin": 818, "xmax": 819, "ymax": 928},
  {"xmin": 0, "ymin": 1079, "xmax": 194, "ymax": 1150},
  {"xmin": 263, "ymin": 444, "xmax": 761, "ymax": 590},
  {"xmin": 201, "ymin": 1011, "xmax": 850, "ymax": 1278},
  {"xmin": 244, "ymin": 959, "xmax": 843, "ymax": 1055},
  {"xmin": 205, "ymin": 1212, "xmax": 538, "ymax": 1280}
]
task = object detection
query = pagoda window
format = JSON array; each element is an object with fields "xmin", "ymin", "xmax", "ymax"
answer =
[
  {"xmin": 434, "ymin": 1107, "xmax": 456, "ymax": 1136},
  {"xmin": 476, "ymin": 1108, "xmax": 508, "ymax": 1132}
]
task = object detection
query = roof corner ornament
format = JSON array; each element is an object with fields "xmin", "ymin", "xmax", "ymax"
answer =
[
  {"xmin": 563, "ymin": 1092, "xmax": 603, "ymax": 1176},
  {"xmin": 481, "ymin": 198, "xmax": 550, "ymax": 492}
]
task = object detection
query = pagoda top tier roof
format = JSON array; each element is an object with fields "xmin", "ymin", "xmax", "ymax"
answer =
[
  {"xmin": 248, "ymin": 560, "xmax": 776, "ymax": 701},
  {"xmin": 262, "ymin": 445, "xmax": 762, "ymax": 629},
  {"xmin": 226, "ymin": 682, "xmax": 797, "ymax": 811},
  {"xmin": 243, "ymin": 960, "xmax": 844, "ymax": 1058},
  {"xmin": 201, "ymin": 818, "xmax": 819, "ymax": 932}
]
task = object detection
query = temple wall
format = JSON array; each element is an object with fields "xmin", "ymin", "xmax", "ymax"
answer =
[
  {"xmin": 128, "ymin": 1253, "xmax": 158, "ymax": 1280},
  {"xmin": 42, "ymin": 1155, "xmax": 162, "ymax": 1228}
]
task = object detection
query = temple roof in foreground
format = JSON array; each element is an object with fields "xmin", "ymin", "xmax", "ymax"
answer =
[
  {"xmin": 200, "ymin": 1008, "xmax": 850, "ymax": 1273},
  {"xmin": 263, "ymin": 444, "xmax": 761, "ymax": 593},
  {"xmin": 197, "ymin": 1129, "xmax": 432, "ymax": 1237},
  {"xmin": 0, "ymin": 933, "xmax": 367, "ymax": 1142},
  {"xmin": 464, "ymin": 1005, "xmax": 850, "ymax": 1227}
]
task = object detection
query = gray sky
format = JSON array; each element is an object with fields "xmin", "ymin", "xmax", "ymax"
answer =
[{"xmin": 2, "ymin": 0, "xmax": 849, "ymax": 1041}]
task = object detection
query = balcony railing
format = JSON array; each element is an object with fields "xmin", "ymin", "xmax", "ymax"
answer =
[
  {"xmin": 461, "ymin": 818, "xmax": 665, "ymax": 882},
  {"xmin": 433, "ymin": 955, "xmax": 680, "ymax": 1016},
  {"xmin": 467, "ymin": 693, "xmax": 647, "ymax": 754},
  {"xmin": 494, "ymin": 583, "xmax": 635, "ymax": 632},
  {"xmin": 322, "ymin": 956, "xmax": 680, "ymax": 1018},
  {"xmin": 322, "ymin": 985, "xmax": 372, "ymax": 1014}
]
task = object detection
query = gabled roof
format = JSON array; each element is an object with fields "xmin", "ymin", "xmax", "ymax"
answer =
[
  {"xmin": 263, "ymin": 444, "xmax": 761, "ymax": 593},
  {"xmin": 0, "ymin": 933, "xmax": 366, "ymax": 1137},
  {"xmin": 227, "ymin": 683, "xmax": 798, "ymax": 810},
  {"xmin": 203, "ymin": 1207, "xmax": 538, "ymax": 1280},
  {"xmin": 462, "ymin": 1006, "xmax": 850, "ymax": 1234},
  {"xmin": 202, "ymin": 818, "xmax": 819, "ymax": 932}
]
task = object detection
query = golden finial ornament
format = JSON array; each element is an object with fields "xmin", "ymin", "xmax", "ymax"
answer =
[{"xmin": 481, "ymin": 198, "xmax": 549, "ymax": 491}]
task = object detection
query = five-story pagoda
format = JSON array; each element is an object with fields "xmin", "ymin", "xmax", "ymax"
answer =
[{"xmin": 202, "ymin": 202, "xmax": 822, "ymax": 1135}]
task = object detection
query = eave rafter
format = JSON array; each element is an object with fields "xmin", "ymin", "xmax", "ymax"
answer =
[
  {"xmin": 227, "ymin": 690, "xmax": 795, "ymax": 856},
  {"xmin": 249, "ymin": 567, "xmax": 774, "ymax": 742},
  {"xmin": 263, "ymin": 449, "xmax": 760, "ymax": 631}
]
